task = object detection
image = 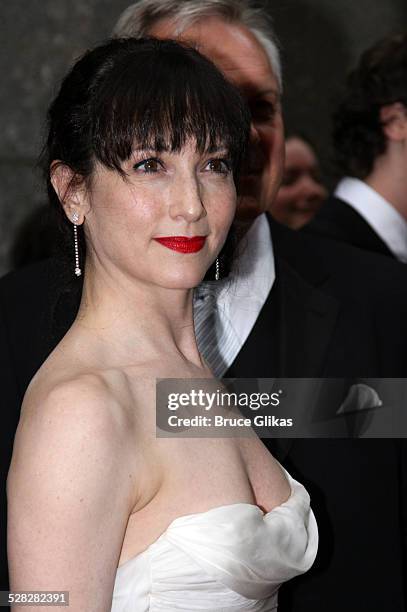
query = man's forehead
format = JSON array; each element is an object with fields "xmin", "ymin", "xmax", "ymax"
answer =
[{"xmin": 149, "ymin": 15, "xmax": 279, "ymax": 94}]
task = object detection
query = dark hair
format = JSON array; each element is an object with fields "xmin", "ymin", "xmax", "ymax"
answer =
[
  {"xmin": 284, "ymin": 131, "xmax": 321, "ymax": 160},
  {"xmin": 40, "ymin": 37, "xmax": 251, "ymax": 280},
  {"xmin": 332, "ymin": 33, "xmax": 407, "ymax": 179}
]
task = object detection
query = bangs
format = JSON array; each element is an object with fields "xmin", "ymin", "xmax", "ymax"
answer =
[{"xmin": 92, "ymin": 38, "xmax": 250, "ymax": 173}]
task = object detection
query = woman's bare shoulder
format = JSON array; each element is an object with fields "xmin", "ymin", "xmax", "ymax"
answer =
[
  {"xmin": 7, "ymin": 370, "xmax": 138, "ymax": 611},
  {"xmin": 9, "ymin": 364, "xmax": 139, "ymax": 521},
  {"xmin": 23, "ymin": 364, "xmax": 113, "ymax": 418},
  {"xmin": 18, "ymin": 330, "xmax": 181, "ymax": 448},
  {"xmin": 17, "ymin": 355, "xmax": 135, "ymax": 473}
]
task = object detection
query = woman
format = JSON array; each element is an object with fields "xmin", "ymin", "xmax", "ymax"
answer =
[
  {"xmin": 270, "ymin": 134, "xmax": 327, "ymax": 230},
  {"xmin": 7, "ymin": 38, "xmax": 317, "ymax": 611}
]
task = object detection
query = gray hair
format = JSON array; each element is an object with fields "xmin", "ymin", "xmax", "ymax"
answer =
[{"xmin": 112, "ymin": 0, "xmax": 282, "ymax": 90}]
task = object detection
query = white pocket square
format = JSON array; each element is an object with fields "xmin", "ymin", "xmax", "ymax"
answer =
[{"xmin": 336, "ymin": 383, "xmax": 383, "ymax": 415}]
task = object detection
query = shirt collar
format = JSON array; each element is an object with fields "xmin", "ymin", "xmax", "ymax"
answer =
[
  {"xmin": 335, "ymin": 177, "xmax": 407, "ymax": 262},
  {"xmin": 194, "ymin": 213, "xmax": 275, "ymax": 343}
]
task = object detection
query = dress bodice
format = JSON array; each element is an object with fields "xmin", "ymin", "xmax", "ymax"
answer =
[{"xmin": 111, "ymin": 469, "xmax": 318, "ymax": 611}]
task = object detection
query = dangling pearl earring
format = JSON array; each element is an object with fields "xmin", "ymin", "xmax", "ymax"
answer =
[
  {"xmin": 215, "ymin": 257, "xmax": 220, "ymax": 281},
  {"xmin": 71, "ymin": 212, "xmax": 81, "ymax": 277}
]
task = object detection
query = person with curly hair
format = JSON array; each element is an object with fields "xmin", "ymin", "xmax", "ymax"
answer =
[{"xmin": 308, "ymin": 33, "xmax": 407, "ymax": 261}]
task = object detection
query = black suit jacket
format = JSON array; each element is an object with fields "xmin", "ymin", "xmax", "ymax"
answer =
[
  {"xmin": 2, "ymin": 218, "xmax": 407, "ymax": 610},
  {"xmin": 306, "ymin": 194, "xmax": 396, "ymax": 259},
  {"xmin": 231, "ymin": 219, "xmax": 407, "ymax": 610}
]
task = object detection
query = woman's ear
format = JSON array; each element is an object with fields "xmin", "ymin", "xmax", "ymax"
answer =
[
  {"xmin": 380, "ymin": 103, "xmax": 407, "ymax": 142},
  {"xmin": 50, "ymin": 161, "xmax": 90, "ymax": 224}
]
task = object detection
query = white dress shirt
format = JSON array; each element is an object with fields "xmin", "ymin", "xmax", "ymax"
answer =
[
  {"xmin": 194, "ymin": 213, "xmax": 275, "ymax": 376},
  {"xmin": 335, "ymin": 177, "xmax": 407, "ymax": 262}
]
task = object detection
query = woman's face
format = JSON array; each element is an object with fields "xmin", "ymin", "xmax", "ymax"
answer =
[
  {"xmin": 270, "ymin": 137, "xmax": 327, "ymax": 229},
  {"xmin": 81, "ymin": 139, "xmax": 236, "ymax": 289}
]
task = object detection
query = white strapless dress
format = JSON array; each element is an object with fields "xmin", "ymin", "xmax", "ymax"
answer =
[{"xmin": 111, "ymin": 469, "xmax": 318, "ymax": 611}]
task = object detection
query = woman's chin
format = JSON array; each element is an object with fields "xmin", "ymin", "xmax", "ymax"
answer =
[{"xmin": 155, "ymin": 268, "xmax": 208, "ymax": 290}]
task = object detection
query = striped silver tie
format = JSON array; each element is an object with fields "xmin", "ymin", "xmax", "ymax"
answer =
[{"xmin": 194, "ymin": 285, "xmax": 241, "ymax": 378}]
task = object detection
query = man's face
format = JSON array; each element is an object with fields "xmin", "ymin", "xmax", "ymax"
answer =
[{"xmin": 149, "ymin": 17, "xmax": 285, "ymax": 221}]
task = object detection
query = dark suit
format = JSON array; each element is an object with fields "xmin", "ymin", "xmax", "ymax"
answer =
[
  {"xmin": 307, "ymin": 194, "xmax": 396, "ymax": 259},
  {"xmin": 2, "ymin": 218, "xmax": 407, "ymax": 610},
  {"xmin": 230, "ymin": 220, "xmax": 407, "ymax": 611}
]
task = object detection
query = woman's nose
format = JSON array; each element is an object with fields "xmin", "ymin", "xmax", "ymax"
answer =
[
  {"xmin": 168, "ymin": 174, "xmax": 206, "ymax": 222},
  {"xmin": 301, "ymin": 175, "xmax": 327, "ymax": 202}
]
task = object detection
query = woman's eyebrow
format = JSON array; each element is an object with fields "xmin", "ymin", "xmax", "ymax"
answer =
[
  {"xmin": 203, "ymin": 145, "xmax": 229, "ymax": 154},
  {"xmin": 130, "ymin": 143, "xmax": 231, "ymax": 156}
]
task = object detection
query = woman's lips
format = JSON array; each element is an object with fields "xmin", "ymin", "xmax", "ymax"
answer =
[{"xmin": 153, "ymin": 236, "xmax": 207, "ymax": 253}]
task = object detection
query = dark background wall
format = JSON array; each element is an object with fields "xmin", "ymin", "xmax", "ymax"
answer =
[{"xmin": 0, "ymin": 0, "xmax": 406, "ymax": 276}]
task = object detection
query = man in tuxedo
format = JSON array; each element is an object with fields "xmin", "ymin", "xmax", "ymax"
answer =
[
  {"xmin": 307, "ymin": 33, "xmax": 407, "ymax": 261},
  {"xmin": 2, "ymin": 2, "xmax": 407, "ymax": 610}
]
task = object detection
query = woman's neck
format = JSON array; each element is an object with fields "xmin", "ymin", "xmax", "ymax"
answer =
[{"xmin": 71, "ymin": 258, "xmax": 204, "ymax": 370}]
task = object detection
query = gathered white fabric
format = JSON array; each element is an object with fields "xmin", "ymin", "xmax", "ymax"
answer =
[{"xmin": 111, "ymin": 469, "xmax": 318, "ymax": 611}]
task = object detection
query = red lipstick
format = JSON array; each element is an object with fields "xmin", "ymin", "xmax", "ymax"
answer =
[{"xmin": 154, "ymin": 236, "xmax": 206, "ymax": 253}]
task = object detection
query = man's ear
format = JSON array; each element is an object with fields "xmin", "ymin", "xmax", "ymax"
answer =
[
  {"xmin": 50, "ymin": 161, "xmax": 90, "ymax": 224},
  {"xmin": 380, "ymin": 102, "xmax": 407, "ymax": 142}
]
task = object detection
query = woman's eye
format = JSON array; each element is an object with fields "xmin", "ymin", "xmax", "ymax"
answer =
[
  {"xmin": 133, "ymin": 158, "xmax": 162, "ymax": 173},
  {"xmin": 205, "ymin": 159, "xmax": 231, "ymax": 174},
  {"xmin": 281, "ymin": 170, "xmax": 298, "ymax": 187}
]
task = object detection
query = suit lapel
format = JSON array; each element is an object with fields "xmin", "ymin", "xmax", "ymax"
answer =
[
  {"xmin": 277, "ymin": 257, "xmax": 340, "ymax": 377},
  {"xmin": 264, "ymin": 222, "xmax": 342, "ymax": 461},
  {"xmin": 227, "ymin": 218, "xmax": 342, "ymax": 378},
  {"xmin": 269, "ymin": 216, "xmax": 341, "ymax": 377}
]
